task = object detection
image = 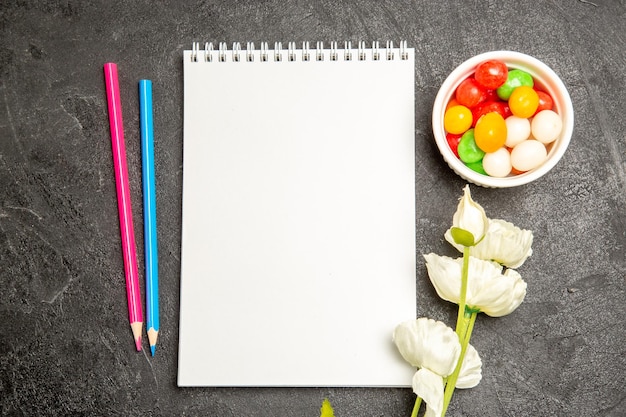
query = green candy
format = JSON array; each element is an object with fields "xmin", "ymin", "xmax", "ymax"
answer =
[
  {"xmin": 457, "ymin": 129, "xmax": 485, "ymax": 164},
  {"xmin": 496, "ymin": 69, "xmax": 534, "ymax": 100},
  {"xmin": 466, "ymin": 160, "xmax": 487, "ymax": 175}
]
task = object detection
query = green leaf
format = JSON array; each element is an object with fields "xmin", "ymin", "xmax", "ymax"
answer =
[
  {"xmin": 450, "ymin": 227, "xmax": 475, "ymax": 247},
  {"xmin": 465, "ymin": 304, "xmax": 481, "ymax": 316},
  {"xmin": 320, "ymin": 398, "xmax": 335, "ymax": 417}
]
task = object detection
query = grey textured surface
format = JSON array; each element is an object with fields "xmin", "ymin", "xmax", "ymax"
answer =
[{"xmin": 1, "ymin": 1, "xmax": 625, "ymax": 416}]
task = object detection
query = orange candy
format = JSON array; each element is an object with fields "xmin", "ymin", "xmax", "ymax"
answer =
[
  {"xmin": 446, "ymin": 98, "xmax": 460, "ymax": 110},
  {"xmin": 474, "ymin": 112, "xmax": 507, "ymax": 153},
  {"xmin": 508, "ymin": 86, "xmax": 539, "ymax": 118}
]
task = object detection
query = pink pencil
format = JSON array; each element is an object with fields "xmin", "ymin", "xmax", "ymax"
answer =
[{"xmin": 104, "ymin": 62, "xmax": 143, "ymax": 351}]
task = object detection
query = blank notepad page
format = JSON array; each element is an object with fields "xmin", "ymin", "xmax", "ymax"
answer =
[{"xmin": 178, "ymin": 42, "xmax": 416, "ymax": 387}]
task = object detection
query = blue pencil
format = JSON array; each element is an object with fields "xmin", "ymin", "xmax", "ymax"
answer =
[{"xmin": 139, "ymin": 80, "xmax": 159, "ymax": 356}]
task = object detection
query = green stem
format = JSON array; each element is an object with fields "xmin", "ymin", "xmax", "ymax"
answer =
[
  {"xmin": 441, "ymin": 311, "xmax": 478, "ymax": 416},
  {"xmin": 455, "ymin": 246, "xmax": 470, "ymax": 335},
  {"xmin": 410, "ymin": 396, "xmax": 422, "ymax": 417},
  {"xmin": 442, "ymin": 245, "xmax": 474, "ymax": 417}
]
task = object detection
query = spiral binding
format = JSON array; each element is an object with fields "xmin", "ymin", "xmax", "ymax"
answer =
[{"xmin": 190, "ymin": 41, "xmax": 409, "ymax": 63}]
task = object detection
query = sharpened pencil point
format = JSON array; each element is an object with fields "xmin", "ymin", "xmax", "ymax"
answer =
[
  {"xmin": 130, "ymin": 321, "xmax": 143, "ymax": 351},
  {"xmin": 147, "ymin": 327, "xmax": 159, "ymax": 356}
]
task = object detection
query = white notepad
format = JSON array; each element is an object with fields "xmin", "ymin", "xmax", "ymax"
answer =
[{"xmin": 178, "ymin": 41, "xmax": 416, "ymax": 387}]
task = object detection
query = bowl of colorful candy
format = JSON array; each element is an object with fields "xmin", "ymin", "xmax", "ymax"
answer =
[{"xmin": 432, "ymin": 51, "xmax": 574, "ymax": 187}]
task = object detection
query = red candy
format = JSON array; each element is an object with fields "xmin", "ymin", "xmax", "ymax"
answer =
[
  {"xmin": 534, "ymin": 90, "xmax": 554, "ymax": 115},
  {"xmin": 455, "ymin": 77, "xmax": 488, "ymax": 108},
  {"xmin": 446, "ymin": 132, "xmax": 463, "ymax": 157},
  {"xmin": 471, "ymin": 101, "xmax": 510, "ymax": 127},
  {"xmin": 475, "ymin": 60, "xmax": 508, "ymax": 89},
  {"xmin": 483, "ymin": 89, "xmax": 500, "ymax": 102}
]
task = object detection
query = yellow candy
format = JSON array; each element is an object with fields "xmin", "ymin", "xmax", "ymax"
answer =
[{"xmin": 444, "ymin": 105, "xmax": 472, "ymax": 135}]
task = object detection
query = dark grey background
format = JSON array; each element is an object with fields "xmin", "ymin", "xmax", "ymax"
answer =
[{"xmin": 1, "ymin": 1, "xmax": 624, "ymax": 416}]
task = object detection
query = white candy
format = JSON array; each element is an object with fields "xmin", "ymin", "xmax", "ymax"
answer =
[
  {"xmin": 531, "ymin": 110, "xmax": 562, "ymax": 144},
  {"xmin": 483, "ymin": 147, "xmax": 512, "ymax": 177},
  {"xmin": 511, "ymin": 140, "xmax": 547, "ymax": 172},
  {"xmin": 505, "ymin": 116, "xmax": 531, "ymax": 148}
]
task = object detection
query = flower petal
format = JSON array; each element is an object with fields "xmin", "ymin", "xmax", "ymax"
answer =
[
  {"xmin": 446, "ymin": 218, "xmax": 533, "ymax": 268},
  {"xmin": 423, "ymin": 253, "xmax": 502, "ymax": 305},
  {"xmin": 412, "ymin": 368, "xmax": 445, "ymax": 417},
  {"xmin": 456, "ymin": 343, "xmax": 482, "ymax": 388},
  {"xmin": 393, "ymin": 318, "xmax": 461, "ymax": 377},
  {"xmin": 469, "ymin": 267, "xmax": 527, "ymax": 317},
  {"xmin": 423, "ymin": 253, "xmax": 463, "ymax": 304},
  {"xmin": 424, "ymin": 405, "xmax": 440, "ymax": 417},
  {"xmin": 423, "ymin": 254, "xmax": 527, "ymax": 317}
]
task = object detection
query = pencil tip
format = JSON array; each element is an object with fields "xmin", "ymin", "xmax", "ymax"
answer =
[
  {"xmin": 130, "ymin": 322, "xmax": 143, "ymax": 351},
  {"xmin": 147, "ymin": 327, "xmax": 159, "ymax": 355}
]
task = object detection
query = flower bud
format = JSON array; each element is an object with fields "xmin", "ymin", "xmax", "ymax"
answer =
[{"xmin": 450, "ymin": 185, "xmax": 488, "ymax": 246}]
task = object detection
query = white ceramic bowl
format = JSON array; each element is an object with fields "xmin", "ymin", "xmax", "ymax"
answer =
[{"xmin": 432, "ymin": 51, "xmax": 574, "ymax": 187}]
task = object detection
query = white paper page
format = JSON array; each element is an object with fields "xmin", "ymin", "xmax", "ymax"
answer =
[{"xmin": 178, "ymin": 44, "xmax": 416, "ymax": 387}]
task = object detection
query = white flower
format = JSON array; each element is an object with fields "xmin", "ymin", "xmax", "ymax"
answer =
[
  {"xmin": 393, "ymin": 318, "xmax": 482, "ymax": 416},
  {"xmin": 450, "ymin": 185, "xmax": 489, "ymax": 246},
  {"xmin": 393, "ymin": 318, "xmax": 460, "ymax": 376},
  {"xmin": 446, "ymin": 218, "xmax": 533, "ymax": 268},
  {"xmin": 423, "ymin": 253, "xmax": 527, "ymax": 317}
]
